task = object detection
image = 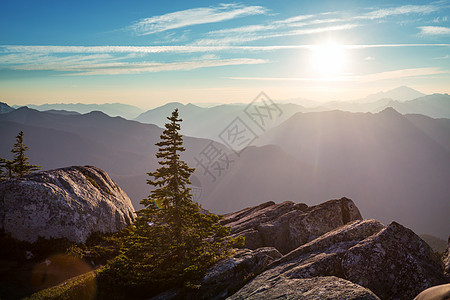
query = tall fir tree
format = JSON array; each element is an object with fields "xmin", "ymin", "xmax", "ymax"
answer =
[
  {"xmin": 99, "ymin": 109, "xmax": 236, "ymax": 298},
  {"xmin": 11, "ymin": 131, "xmax": 41, "ymax": 177},
  {"xmin": 0, "ymin": 157, "xmax": 8, "ymax": 182}
]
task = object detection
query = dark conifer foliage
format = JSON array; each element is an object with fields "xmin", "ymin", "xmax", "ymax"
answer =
[
  {"xmin": 0, "ymin": 131, "xmax": 40, "ymax": 181},
  {"xmin": 0, "ymin": 157, "xmax": 8, "ymax": 182},
  {"xmin": 98, "ymin": 109, "xmax": 236, "ymax": 298},
  {"xmin": 10, "ymin": 131, "xmax": 41, "ymax": 177}
]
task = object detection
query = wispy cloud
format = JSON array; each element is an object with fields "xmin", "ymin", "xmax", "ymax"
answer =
[
  {"xmin": 418, "ymin": 26, "xmax": 450, "ymax": 36},
  {"xmin": 192, "ymin": 11, "xmax": 348, "ymax": 46},
  {"xmin": 228, "ymin": 67, "xmax": 448, "ymax": 82},
  {"xmin": 2, "ymin": 44, "xmax": 449, "ymax": 57},
  {"xmin": 4, "ymin": 52, "xmax": 268, "ymax": 75},
  {"xmin": 355, "ymin": 67, "xmax": 448, "ymax": 82},
  {"xmin": 63, "ymin": 58, "xmax": 269, "ymax": 76},
  {"xmin": 194, "ymin": 24, "xmax": 359, "ymax": 45},
  {"xmin": 129, "ymin": 3, "xmax": 267, "ymax": 35},
  {"xmin": 433, "ymin": 54, "xmax": 449, "ymax": 59},
  {"xmin": 356, "ymin": 4, "xmax": 439, "ymax": 20},
  {"xmin": 0, "ymin": 52, "xmax": 117, "ymax": 66},
  {"xmin": 190, "ymin": 3, "xmax": 443, "ymax": 46},
  {"xmin": 432, "ymin": 16, "xmax": 448, "ymax": 23}
]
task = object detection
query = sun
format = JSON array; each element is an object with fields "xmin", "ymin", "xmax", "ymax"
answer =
[{"xmin": 311, "ymin": 42, "xmax": 347, "ymax": 78}]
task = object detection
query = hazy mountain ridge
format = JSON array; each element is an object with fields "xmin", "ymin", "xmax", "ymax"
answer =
[
  {"xmin": 0, "ymin": 102, "xmax": 14, "ymax": 114},
  {"xmin": 311, "ymin": 91, "xmax": 449, "ymax": 118},
  {"xmin": 0, "ymin": 107, "xmax": 229, "ymax": 209},
  {"xmin": 14, "ymin": 102, "xmax": 144, "ymax": 120},
  {"xmin": 135, "ymin": 102, "xmax": 307, "ymax": 142},
  {"xmin": 1, "ymin": 91, "xmax": 449, "ymax": 238},
  {"xmin": 386, "ymin": 94, "xmax": 450, "ymax": 118},
  {"xmin": 357, "ymin": 86, "xmax": 426, "ymax": 103},
  {"xmin": 133, "ymin": 88, "xmax": 450, "ymax": 141},
  {"xmin": 248, "ymin": 108, "xmax": 449, "ymax": 238}
]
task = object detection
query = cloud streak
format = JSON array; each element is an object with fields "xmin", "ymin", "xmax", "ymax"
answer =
[
  {"xmin": 190, "ymin": 3, "xmax": 443, "ymax": 46},
  {"xmin": 418, "ymin": 26, "xmax": 450, "ymax": 36},
  {"xmin": 2, "ymin": 44, "xmax": 449, "ymax": 55},
  {"xmin": 194, "ymin": 24, "xmax": 359, "ymax": 46},
  {"xmin": 129, "ymin": 3, "xmax": 267, "ymax": 35},
  {"xmin": 5, "ymin": 54, "xmax": 269, "ymax": 76},
  {"xmin": 357, "ymin": 4, "xmax": 439, "ymax": 20},
  {"xmin": 228, "ymin": 67, "xmax": 448, "ymax": 82}
]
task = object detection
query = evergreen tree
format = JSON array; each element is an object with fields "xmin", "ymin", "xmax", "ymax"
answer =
[
  {"xmin": 11, "ymin": 131, "xmax": 41, "ymax": 177},
  {"xmin": 0, "ymin": 157, "xmax": 8, "ymax": 182},
  {"xmin": 99, "ymin": 109, "xmax": 236, "ymax": 298}
]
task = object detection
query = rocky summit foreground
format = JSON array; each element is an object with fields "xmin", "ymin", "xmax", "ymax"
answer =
[
  {"xmin": 0, "ymin": 165, "xmax": 135, "ymax": 243},
  {"xmin": 158, "ymin": 198, "xmax": 448, "ymax": 300}
]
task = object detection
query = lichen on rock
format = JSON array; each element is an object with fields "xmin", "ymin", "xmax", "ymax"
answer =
[{"xmin": 0, "ymin": 165, "xmax": 135, "ymax": 243}]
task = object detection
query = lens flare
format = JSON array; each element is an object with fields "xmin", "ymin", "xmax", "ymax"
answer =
[
  {"xmin": 152, "ymin": 198, "xmax": 164, "ymax": 209},
  {"xmin": 31, "ymin": 254, "xmax": 96, "ymax": 299}
]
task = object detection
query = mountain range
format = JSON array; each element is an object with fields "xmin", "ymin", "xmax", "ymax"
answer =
[
  {"xmin": 0, "ymin": 107, "xmax": 230, "ymax": 210},
  {"xmin": 132, "ymin": 89, "xmax": 450, "ymax": 142},
  {"xmin": 0, "ymin": 103, "xmax": 448, "ymax": 239},
  {"xmin": 12, "ymin": 103, "xmax": 144, "ymax": 120},
  {"xmin": 10, "ymin": 87, "xmax": 450, "ymax": 125}
]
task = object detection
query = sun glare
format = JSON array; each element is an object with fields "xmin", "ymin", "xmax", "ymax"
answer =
[{"xmin": 311, "ymin": 42, "xmax": 347, "ymax": 78}]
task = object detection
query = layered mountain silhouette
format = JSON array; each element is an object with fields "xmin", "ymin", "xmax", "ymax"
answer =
[
  {"xmin": 311, "ymin": 91, "xmax": 450, "ymax": 118},
  {"xmin": 134, "ymin": 89, "xmax": 450, "ymax": 140},
  {"xmin": 135, "ymin": 102, "xmax": 306, "ymax": 142},
  {"xmin": 357, "ymin": 86, "xmax": 425, "ymax": 103},
  {"xmin": 0, "ymin": 98, "xmax": 449, "ymax": 239},
  {"xmin": 386, "ymin": 94, "xmax": 450, "ymax": 118},
  {"xmin": 14, "ymin": 103, "xmax": 144, "ymax": 120},
  {"xmin": 0, "ymin": 107, "xmax": 227, "ymax": 209},
  {"xmin": 250, "ymin": 108, "xmax": 449, "ymax": 238},
  {"xmin": 0, "ymin": 102, "xmax": 14, "ymax": 114}
]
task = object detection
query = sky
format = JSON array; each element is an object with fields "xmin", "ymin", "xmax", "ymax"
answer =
[{"xmin": 0, "ymin": 0, "xmax": 449, "ymax": 108}]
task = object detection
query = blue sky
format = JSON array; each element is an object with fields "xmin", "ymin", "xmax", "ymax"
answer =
[{"xmin": 1, "ymin": 0, "xmax": 449, "ymax": 108}]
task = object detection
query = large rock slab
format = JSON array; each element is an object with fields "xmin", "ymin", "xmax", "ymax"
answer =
[
  {"xmin": 276, "ymin": 219, "xmax": 385, "ymax": 266},
  {"xmin": 193, "ymin": 247, "xmax": 282, "ymax": 300},
  {"xmin": 0, "ymin": 166, "xmax": 135, "ymax": 243},
  {"xmin": 223, "ymin": 219, "xmax": 384, "ymax": 299},
  {"xmin": 444, "ymin": 236, "xmax": 450, "ymax": 281},
  {"xmin": 414, "ymin": 284, "xmax": 450, "ymax": 300},
  {"xmin": 228, "ymin": 276, "xmax": 380, "ymax": 300},
  {"xmin": 342, "ymin": 221, "xmax": 447, "ymax": 300},
  {"xmin": 222, "ymin": 197, "xmax": 362, "ymax": 254}
]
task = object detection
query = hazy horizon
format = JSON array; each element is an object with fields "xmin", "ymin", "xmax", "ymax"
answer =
[
  {"xmin": 3, "ymin": 85, "xmax": 439, "ymax": 110},
  {"xmin": 1, "ymin": 1, "xmax": 450, "ymax": 108}
]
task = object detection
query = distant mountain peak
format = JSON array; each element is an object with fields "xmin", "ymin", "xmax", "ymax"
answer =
[
  {"xmin": 0, "ymin": 102, "xmax": 15, "ymax": 114},
  {"xmin": 162, "ymin": 102, "xmax": 184, "ymax": 107},
  {"xmin": 85, "ymin": 110, "xmax": 109, "ymax": 117},
  {"xmin": 379, "ymin": 107, "xmax": 402, "ymax": 115},
  {"xmin": 359, "ymin": 86, "xmax": 425, "ymax": 103},
  {"xmin": 390, "ymin": 86, "xmax": 420, "ymax": 93}
]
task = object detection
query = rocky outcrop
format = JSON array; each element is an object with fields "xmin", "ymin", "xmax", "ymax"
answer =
[
  {"xmin": 222, "ymin": 197, "xmax": 362, "ymax": 254},
  {"xmin": 221, "ymin": 219, "xmax": 384, "ymax": 300},
  {"xmin": 444, "ymin": 236, "xmax": 450, "ymax": 280},
  {"xmin": 228, "ymin": 276, "xmax": 380, "ymax": 300},
  {"xmin": 151, "ymin": 247, "xmax": 282, "ymax": 300},
  {"xmin": 342, "ymin": 222, "xmax": 447, "ymax": 300},
  {"xmin": 414, "ymin": 284, "xmax": 450, "ymax": 300},
  {"xmin": 270, "ymin": 219, "xmax": 385, "ymax": 276},
  {"xmin": 195, "ymin": 247, "xmax": 282, "ymax": 299},
  {"xmin": 200, "ymin": 212, "xmax": 446, "ymax": 300},
  {"xmin": 0, "ymin": 166, "xmax": 135, "ymax": 243}
]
